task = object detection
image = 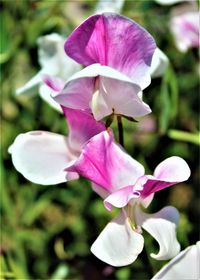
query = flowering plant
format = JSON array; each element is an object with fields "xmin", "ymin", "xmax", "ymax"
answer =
[{"xmin": 8, "ymin": 5, "xmax": 197, "ymax": 278}]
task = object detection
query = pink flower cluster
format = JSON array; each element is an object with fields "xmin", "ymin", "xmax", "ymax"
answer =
[{"xmin": 10, "ymin": 13, "xmax": 191, "ymax": 267}]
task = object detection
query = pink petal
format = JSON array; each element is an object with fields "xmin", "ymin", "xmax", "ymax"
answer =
[
  {"xmin": 9, "ymin": 131, "xmax": 78, "ymax": 185},
  {"xmin": 140, "ymin": 157, "xmax": 191, "ymax": 198},
  {"xmin": 104, "ymin": 185, "xmax": 138, "ymax": 211},
  {"xmin": 91, "ymin": 210, "xmax": 144, "ymax": 266},
  {"xmin": 42, "ymin": 74, "xmax": 65, "ymax": 92},
  {"xmin": 65, "ymin": 13, "xmax": 156, "ymax": 88},
  {"xmin": 136, "ymin": 206, "xmax": 180, "ymax": 260},
  {"xmin": 62, "ymin": 107, "xmax": 105, "ymax": 153},
  {"xmin": 54, "ymin": 76, "xmax": 94, "ymax": 111},
  {"xmin": 66, "ymin": 131, "xmax": 144, "ymax": 193}
]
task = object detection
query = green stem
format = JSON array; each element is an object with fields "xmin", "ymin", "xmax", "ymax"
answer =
[
  {"xmin": 117, "ymin": 115, "xmax": 124, "ymax": 147},
  {"xmin": 168, "ymin": 129, "xmax": 200, "ymax": 145}
]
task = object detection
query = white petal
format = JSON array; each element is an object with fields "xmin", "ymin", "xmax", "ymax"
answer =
[
  {"xmin": 91, "ymin": 210, "xmax": 144, "ymax": 266},
  {"xmin": 95, "ymin": 0, "xmax": 125, "ymax": 13},
  {"xmin": 39, "ymin": 84, "xmax": 62, "ymax": 112},
  {"xmin": 150, "ymin": 48, "xmax": 169, "ymax": 78},
  {"xmin": 16, "ymin": 71, "xmax": 43, "ymax": 95},
  {"xmin": 10, "ymin": 131, "xmax": 78, "ymax": 185},
  {"xmin": 152, "ymin": 242, "xmax": 200, "ymax": 280},
  {"xmin": 90, "ymin": 89, "xmax": 112, "ymax": 121},
  {"xmin": 135, "ymin": 206, "xmax": 180, "ymax": 260}
]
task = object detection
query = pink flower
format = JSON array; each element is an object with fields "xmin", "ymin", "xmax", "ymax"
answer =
[
  {"xmin": 170, "ymin": 11, "xmax": 200, "ymax": 52},
  {"xmin": 9, "ymin": 108, "xmax": 105, "ymax": 185},
  {"xmin": 67, "ymin": 131, "xmax": 191, "ymax": 266},
  {"xmin": 46, "ymin": 13, "xmax": 156, "ymax": 120}
]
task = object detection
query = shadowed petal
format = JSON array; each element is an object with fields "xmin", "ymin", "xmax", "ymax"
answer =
[
  {"xmin": 9, "ymin": 131, "xmax": 78, "ymax": 185},
  {"xmin": 66, "ymin": 131, "xmax": 144, "ymax": 192},
  {"xmin": 91, "ymin": 210, "xmax": 144, "ymax": 266},
  {"xmin": 136, "ymin": 206, "xmax": 180, "ymax": 260},
  {"xmin": 65, "ymin": 13, "xmax": 156, "ymax": 89},
  {"xmin": 62, "ymin": 107, "xmax": 105, "ymax": 153},
  {"xmin": 152, "ymin": 241, "xmax": 200, "ymax": 280}
]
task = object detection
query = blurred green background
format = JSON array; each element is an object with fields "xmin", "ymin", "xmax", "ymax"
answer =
[{"xmin": 1, "ymin": 0, "xmax": 199, "ymax": 279}]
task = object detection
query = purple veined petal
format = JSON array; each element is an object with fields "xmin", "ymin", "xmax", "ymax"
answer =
[
  {"xmin": 152, "ymin": 241, "xmax": 200, "ymax": 280},
  {"xmin": 9, "ymin": 131, "xmax": 79, "ymax": 185},
  {"xmin": 42, "ymin": 74, "xmax": 65, "ymax": 92},
  {"xmin": 140, "ymin": 156, "xmax": 191, "ymax": 198},
  {"xmin": 91, "ymin": 210, "xmax": 144, "ymax": 266},
  {"xmin": 66, "ymin": 131, "xmax": 144, "ymax": 192},
  {"xmin": 65, "ymin": 13, "xmax": 156, "ymax": 89},
  {"xmin": 62, "ymin": 107, "xmax": 105, "ymax": 153},
  {"xmin": 135, "ymin": 206, "xmax": 180, "ymax": 260},
  {"xmin": 39, "ymin": 84, "xmax": 62, "ymax": 112},
  {"xmin": 104, "ymin": 185, "xmax": 138, "ymax": 211}
]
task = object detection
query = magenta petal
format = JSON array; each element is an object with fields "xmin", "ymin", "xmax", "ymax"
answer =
[
  {"xmin": 66, "ymin": 131, "xmax": 144, "ymax": 193},
  {"xmin": 141, "ymin": 156, "xmax": 190, "ymax": 198},
  {"xmin": 62, "ymin": 107, "xmax": 105, "ymax": 153},
  {"xmin": 65, "ymin": 13, "xmax": 156, "ymax": 81}
]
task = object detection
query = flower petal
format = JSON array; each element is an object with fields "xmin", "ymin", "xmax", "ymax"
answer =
[
  {"xmin": 54, "ymin": 76, "xmax": 94, "ymax": 111},
  {"xmin": 42, "ymin": 75, "xmax": 65, "ymax": 92},
  {"xmin": 150, "ymin": 48, "xmax": 169, "ymax": 78},
  {"xmin": 104, "ymin": 185, "xmax": 139, "ymax": 211},
  {"xmin": 9, "ymin": 131, "xmax": 78, "ymax": 185},
  {"xmin": 62, "ymin": 107, "xmax": 105, "ymax": 153},
  {"xmin": 66, "ymin": 131, "xmax": 144, "ymax": 193},
  {"xmin": 152, "ymin": 241, "xmax": 200, "ymax": 280},
  {"xmin": 95, "ymin": 0, "xmax": 124, "ymax": 13},
  {"xmin": 135, "ymin": 206, "xmax": 180, "ymax": 260},
  {"xmin": 140, "ymin": 156, "xmax": 191, "ymax": 197},
  {"xmin": 39, "ymin": 84, "xmax": 62, "ymax": 112},
  {"xmin": 65, "ymin": 13, "xmax": 156, "ymax": 89},
  {"xmin": 100, "ymin": 76, "xmax": 151, "ymax": 118},
  {"xmin": 91, "ymin": 210, "xmax": 144, "ymax": 266}
]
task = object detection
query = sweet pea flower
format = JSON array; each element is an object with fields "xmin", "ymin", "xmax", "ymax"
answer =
[
  {"xmin": 9, "ymin": 107, "xmax": 105, "ymax": 185},
  {"xmin": 66, "ymin": 131, "xmax": 191, "ymax": 266},
  {"xmin": 150, "ymin": 48, "xmax": 169, "ymax": 78},
  {"xmin": 16, "ymin": 33, "xmax": 81, "ymax": 111},
  {"xmin": 152, "ymin": 241, "xmax": 200, "ymax": 279},
  {"xmin": 46, "ymin": 13, "xmax": 156, "ymax": 121},
  {"xmin": 170, "ymin": 11, "xmax": 200, "ymax": 52}
]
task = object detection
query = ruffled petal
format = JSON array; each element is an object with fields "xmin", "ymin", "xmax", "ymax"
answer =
[
  {"xmin": 62, "ymin": 107, "xmax": 105, "ymax": 153},
  {"xmin": 135, "ymin": 206, "xmax": 180, "ymax": 260},
  {"xmin": 66, "ymin": 131, "xmax": 144, "ymax": 192},
  {"xmin": 152, "ymin": 241, "xmax": 200, "ymax": 280},
  {"xmin": 91, "ymin": 210, "xmax": 144, "ymax": 266},
  {"xmin": 104, "ymin": 185, "xmax": 136, "ymax": 211},
  {"xmin": 141, "ymin": 156, "xmax": 191, "ymax": 197},
  {"xmin": 9, "ymin": 131, "xmax": 78, "ymax": 185},
  {"xmin": 65, "ymin": 13, "xmax": 156, "ymax": 89}
]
